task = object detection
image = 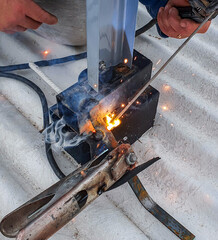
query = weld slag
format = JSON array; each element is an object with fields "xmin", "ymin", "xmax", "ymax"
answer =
[{"xmin": 43, "ymin": 118, "xmax": 88, "ymax": 149}]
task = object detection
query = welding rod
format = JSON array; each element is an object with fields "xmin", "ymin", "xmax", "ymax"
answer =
[{"xmin": 114, "ymin": 12, "xmax": 214, "ymax": 121}]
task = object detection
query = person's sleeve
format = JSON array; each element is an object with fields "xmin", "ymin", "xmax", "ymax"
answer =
[{"xmin": 139, "ymin": 0, "xmax": 169, "ymax": 37}]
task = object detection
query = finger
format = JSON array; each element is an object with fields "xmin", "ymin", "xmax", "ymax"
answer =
[
  {"xmin": 4, "ymin": 30, "xmax": 16, "ymax": 34},
  {"xmin": 21, "ymin": 16, "xmax": 42, "ymax": 30},
  {"xmin": 158, "ymin": 15, "xmax": 184, "ymax": 38},
  {"xmin": 25, "ymin": 0, "xmax": 58, "ymax": 25},
  {"xmin": 161, "ymin": 5, "xmax": 171, "ymax": 29},
  {"xmin": 168, "ymin": 7, "xmax": 186, "ymax": 32},
  {"xmin": 158, "ymin": 8, "xmax": 169, "ymax": 33},
  {"xmin": 158, "ymin": 10, "xmax": 178, "ymax": 37},
  {"xmin": 8, "ymin": 26, "xmax": 27, "ymax": 32}
]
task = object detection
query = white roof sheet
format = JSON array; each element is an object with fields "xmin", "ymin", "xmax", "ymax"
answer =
[{"xmin": 0, "ymin": 4, "xmax": 217, "ymax": 240}]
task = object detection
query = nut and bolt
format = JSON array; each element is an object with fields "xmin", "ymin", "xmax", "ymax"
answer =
[
  {"xmin": 93, "ymin": 130, "xmax": 104, "ymax": 141},
  {"xmin": 97, "ymin": 183, "xmax": 107, "ymax": 195},
  {"xmin": 126, "ymin": 152, "xmax": 137, "ymax": 166},
  {"xmin": 99, "ymin": 61, "xmax": 106, "ymax": 71}
]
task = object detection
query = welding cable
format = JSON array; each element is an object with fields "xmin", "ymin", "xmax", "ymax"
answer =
[
  {"xmin": 135, "ymin": 18, "xmax": 157, "ymax": 37},
  {"xmin": 0, "ymin": 20, "xmax": 156, "ymax": 73},
  {"xmin": 29, "ymin": 62, "xmax": 62, "ymax": 94},
  {"xmin": 0, "ymin": 72, "xmax": 66, "ymax": 179},
  {"xmin": 0, "ymin": 52, "xmax": 87, "ymax": 73},
  {"xmin": 0, "ymin": 18, "xmax": 156, "ymax": 73}
]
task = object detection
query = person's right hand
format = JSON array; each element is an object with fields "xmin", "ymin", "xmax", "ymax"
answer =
[
  {"xmin": 157, "ymin": 0, "xmax": 211, "ymax": 39},
  {"xmin": 0, "ymin": 0, "xmax": 58, "ymax": 34}
]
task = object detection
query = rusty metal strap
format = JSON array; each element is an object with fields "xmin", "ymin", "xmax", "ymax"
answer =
[{"xmin": 128, "ymin": 176, "xmax": 195, "ymax": 240}]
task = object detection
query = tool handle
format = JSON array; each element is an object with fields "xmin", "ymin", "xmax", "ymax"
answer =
[
  {"xmin": 177, "ymin": 6, "xmax": 204, "ymax": 23},
  {"xmin": 177, "ymin": 5, "xmax": 218, "ymax": 22}
]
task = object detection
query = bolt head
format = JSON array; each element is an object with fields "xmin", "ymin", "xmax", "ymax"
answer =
[
  {"xmin": 99, "ymin": 61, "xmax": 106, "ymax": 71},
  {"xmin": 93, "ymin": 130, "xmax": 104, "ymax": 141},
  {"xmin": 126, "ymin": 152, "xmax": 137, "ymax": 165}
]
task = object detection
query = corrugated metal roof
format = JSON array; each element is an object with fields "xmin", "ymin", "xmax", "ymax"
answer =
[{"xmin": 0, "ymin": 4, "xmax": 217, "ymax": 240}]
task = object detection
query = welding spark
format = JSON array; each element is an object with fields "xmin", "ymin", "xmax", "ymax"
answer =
[
  {"xmin": 124, "ymin": 58, "xmax": 128, "ymax": 64},
  {"xmin": 106, "ymin": 114, "xmax": 121, "ymax": 131},
  {"xmin": 121, "ymin": 104, "xmax": 125, "ymax": 108},
  {"xmin": 163, "ymin": 85, "xmax": 171, "ymax": 91},
  {"xmin": 162, "ymin": 105, "xmax": 168, "ymax": 111},
  {"xmin": 80, "ymin": 171, "xmax": 86, "ymax": 177},
  {"xmin": 156, "ymin": 59, "xmax": 162, "ymax": 65},
  {"xmin": 42, "ymin": 50, "xmax": 50, "ymax": 57}
]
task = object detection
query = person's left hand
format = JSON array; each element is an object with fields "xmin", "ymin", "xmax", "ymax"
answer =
[{"xmin": 157, "ymin": 0, "xmax": 211, "ymax": 39}]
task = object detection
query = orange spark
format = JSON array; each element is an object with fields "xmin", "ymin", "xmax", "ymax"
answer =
[
  {"xmin": 156, "ymin": 59, "xmax": 162, "ymax": 65},
  {"xmin": 124, "ymin": 58, "xmax": 128, "ymax": 64},
  {"xmin": 42, "ymin": 50, "xmax": 50, "ymax": 57},
  {"xmin": 105, "ymin": 114, "xmax": 121, "ymax": 131},
  {"xmin": 162, "ymin": 105, "xmax": 168, "ymax": 111},
  {"xmin": 80, "ymin": 171, "xmax": 86, "ymax": 177},
  {"xmin": 163, "ymin": 85, "xmax": 171, "ymax": 91}
]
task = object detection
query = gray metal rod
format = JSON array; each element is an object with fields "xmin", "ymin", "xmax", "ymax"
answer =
[{"xmin": 114, "ymin": 12, "xmax": 214, "ymax": 121}]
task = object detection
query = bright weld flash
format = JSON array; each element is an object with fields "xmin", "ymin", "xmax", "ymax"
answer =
[
  {"xmin": 162, "ymin": 105, "xmax": 168, "ymax": 111},
  {"xmin": 124, "ymin": 58, "xmax": 128, "ymax": 64},
  {"xmin": 106, "ymin": 114, "xmax": 121, "ymax": 131},
  {"xmin": 80, "ymin": 171, "xmax": 86, "ymax": 177},
  {"xmin": 42, "ymin": 50, "xmax": 50, "ymax": 57},
  {"xmin": 163, "ymin": 85, "xmax": 171, "ymax": 91},
  {"xmin": 156, "ymin": 59, "xmax": 161, "ymax": 65}
]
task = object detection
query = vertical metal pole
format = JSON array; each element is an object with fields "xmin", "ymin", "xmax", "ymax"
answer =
[{"xmin": 86, "ymin": 0, "xmax": 139, "ymax": 92}]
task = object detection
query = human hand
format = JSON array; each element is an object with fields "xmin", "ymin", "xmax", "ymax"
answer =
[
  {"xmin": 157, "ymin": 0, "xmax": 211, "ymax": 39},
  {"xmin": 0, "ymin": 0, "xmax": 58, "ymax": 34}
]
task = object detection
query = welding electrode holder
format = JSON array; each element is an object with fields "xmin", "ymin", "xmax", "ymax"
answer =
[
  {"xmin": 178, "ymin": 0, "xmax": 218, "ymax": 22},
  {"xmin": 0, "ymin": 144, "xmax": 136, "ymax": 240}
]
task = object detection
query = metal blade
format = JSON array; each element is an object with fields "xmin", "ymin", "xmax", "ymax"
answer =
[
  {"xmin": 128, "ymin": 176, "xmax": 195, "ymax": 240},
  {"xmin": 107, "ymin": 157, "xmax": 160, "ymax": 191}
]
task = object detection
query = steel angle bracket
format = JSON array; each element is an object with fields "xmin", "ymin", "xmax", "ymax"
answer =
[{"xmin": 128, "ymin": 176, "xmax": 195, "ymax": 240}]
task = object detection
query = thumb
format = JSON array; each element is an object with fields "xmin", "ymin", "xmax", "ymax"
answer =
[
  {"xmin": 25, "ymin": 0, "xmax": 58, "ymax": 25},
  {"xmin": 181, "ymin": 18, "xmax": 211, "ymax": 33}
]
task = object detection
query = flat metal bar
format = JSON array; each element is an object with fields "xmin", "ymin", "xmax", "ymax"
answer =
[{"xmin": 128, "ymin": 176, "xmax": 195, "ymax": 240}]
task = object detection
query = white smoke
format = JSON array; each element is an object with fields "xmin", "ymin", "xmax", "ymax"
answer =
[{"xmin": 43, "ymin": 118, "xmax": 88, "ymax": 149}]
